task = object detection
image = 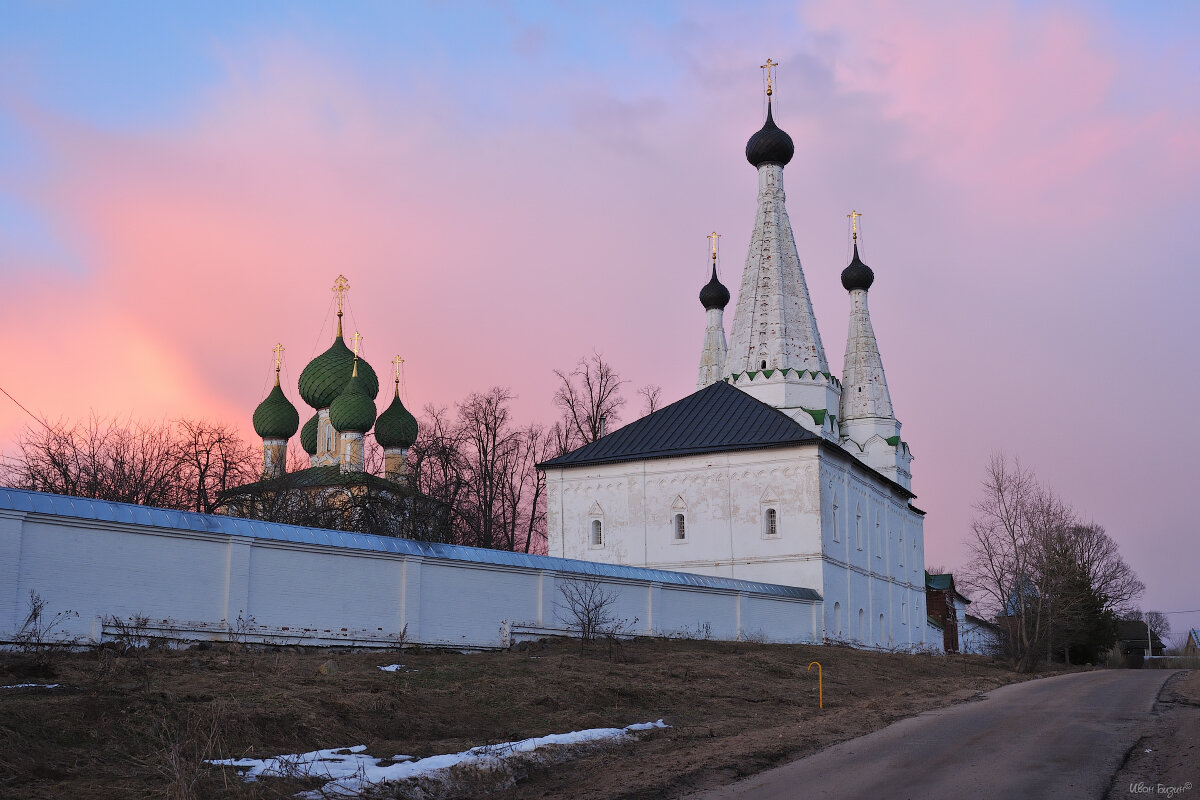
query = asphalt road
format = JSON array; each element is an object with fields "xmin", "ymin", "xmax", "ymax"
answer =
[{"xmin": 687, "ymin": 670, "xmax": 1177, "ymax": 800}]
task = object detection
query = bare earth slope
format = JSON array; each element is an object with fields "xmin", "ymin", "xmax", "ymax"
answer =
[{"xmin": 1, "ymin": 638, "xmax": 1076, "ymax": 799}]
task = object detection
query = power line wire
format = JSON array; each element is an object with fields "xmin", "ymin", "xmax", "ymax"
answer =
[{"xmin": 0, "ymin": 384, "xmax": 48, "ymax": 429}]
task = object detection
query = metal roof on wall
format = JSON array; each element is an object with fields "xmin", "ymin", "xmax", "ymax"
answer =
[{"xmin": 0, "ymin": 487, "xmax": 820, "ymax": 601}]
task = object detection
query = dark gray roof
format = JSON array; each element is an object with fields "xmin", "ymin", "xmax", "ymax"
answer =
[
  {"xmin": 539, "ymin": 380, "xmax": 819, "ymax": 469},
  {"xmin": 0, "ymin": 487, "xmax": 821, "ymax": 601}
]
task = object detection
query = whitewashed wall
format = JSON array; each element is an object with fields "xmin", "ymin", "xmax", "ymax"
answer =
[
  {"xmin": 0, "ymin": 497, "xmax": 819, "ymax": 650},
  {"xmin": 545, "ymin": 443, "xmax": 932, "ymax": 652}
]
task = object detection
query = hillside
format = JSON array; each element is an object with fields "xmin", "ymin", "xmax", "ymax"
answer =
[{"xmin": 0, "ymin": 638, "xmax": 1070, "ymax": 798}]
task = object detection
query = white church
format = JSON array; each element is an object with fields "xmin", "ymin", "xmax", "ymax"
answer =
[{"xmin": 541, "ymin": 73, "xmax": 932, "ymax": 650}]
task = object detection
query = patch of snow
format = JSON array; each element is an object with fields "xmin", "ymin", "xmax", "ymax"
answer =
[
  {"xmin": 2, "ymin": 683, "xmax": 61, "ymax": 689},
  {"xmin": 376, "ymin": 664, "xmax": 404, "ymax": 672},
  {"xmin": 208, "ymin": 720, "xmax": 669, "ymax": 798}
]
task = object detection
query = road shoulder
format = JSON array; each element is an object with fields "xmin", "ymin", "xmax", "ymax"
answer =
[{"xmin": 1106, "ymin": 670, "xmax": 1199, "ymax": 800}]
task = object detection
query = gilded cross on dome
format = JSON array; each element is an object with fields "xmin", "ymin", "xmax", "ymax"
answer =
[
  {"xmin": 332, "ymin": 275, "xmax": 351, "ymax": 315},
  {"xmin": 392, "ymin": 355, "xmax": 404, "ymax": 383},
  {"xmin": 351, "ymin": 331, "xmax": 363, "ymax": 357},
  {"xmin": 760, "ymin": 58, "xmax": 778, "ymax": 97},
  {"xmin": 272, "ymin": 343, "xmax": 285, "ymax": 386},
  {"xmin": 708, "ymin": 231, "xmax": 721, "ymax": 262},
  {"xmin": 848, "ymin": 210, "xmax": 863, "ymax": 241}
]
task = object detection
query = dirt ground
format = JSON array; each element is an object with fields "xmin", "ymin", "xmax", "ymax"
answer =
[
  {"xmin": 1106, "ymin": 669, "xmax": 1200, "ymax": 800},
  {"xmin": 1, "ymin": 638, "xmax": 1073, "ymax": 799}
]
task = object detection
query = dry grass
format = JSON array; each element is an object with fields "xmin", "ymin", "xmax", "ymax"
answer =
[{"xmin": 0, "ymin": 638, "xmax": 1074, "ymax": 799}]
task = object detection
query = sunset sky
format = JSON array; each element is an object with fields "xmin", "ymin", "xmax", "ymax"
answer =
[{"xmin": 1, "ymin": 1, "xmax": 1197, "ymax": 635}]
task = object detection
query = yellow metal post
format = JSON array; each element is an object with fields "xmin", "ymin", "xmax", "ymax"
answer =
[{"xmin": 808, "ymin": 661, "xmax": 823, "ymax": 709}]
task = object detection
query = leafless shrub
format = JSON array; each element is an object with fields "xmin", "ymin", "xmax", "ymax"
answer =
[
  {"xmin": 104, "ymin": 612, "xmax": 154, "ymax": 653},
  {"xmin": 132, "ymin": 700, "xmax": 228, "ymax": 800},
  {"xmin": 11, "ymin": 590, "xmax": 78, "ymax": 670},
  {"xmin": 555, "ymin": 577, "xmax": 628, "ymax": 652}
]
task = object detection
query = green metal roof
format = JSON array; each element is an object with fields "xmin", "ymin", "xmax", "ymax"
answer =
[
  {"xmin": 328, "ymin": 371, "xmax": 376, "ymax": 433},
  {"xmin": 298, "ymin": 335, "xmax": 379, "ymax": 409},
  {"xmin": 252, "ymin": 382, "xmax": 300, "ymax": 440},
  {"xmin": 375, "ymin": 389, "xmax": 418, "ymax": 449},
  {"xmin": 300, "ymin": 413, "xmax": 318, "ymax": 455}
]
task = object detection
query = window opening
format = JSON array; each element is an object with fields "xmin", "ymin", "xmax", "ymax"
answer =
[
  {"xmin": 590, "ymin": 519, "xmax": 603, "ymax": 547},
  {"xmin": 674, "ymin": 513, "xmax": 686, "ymax": 540},
  {"xmin": 765, "ymin": 508, "xmax": 778, "ymax": 537}
]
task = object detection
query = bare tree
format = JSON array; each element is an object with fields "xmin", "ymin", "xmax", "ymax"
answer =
[
  {"xmin": 553, "ymin": 352, "xmax": 627, "ymax": 445},
  {"xmin": 963, "ymin": 453, "xmax": 1142, "ymax": 670},
  {"xmin": 174, "ymin": 420, "xmax": 258, "ymax": 513},
  {"xmin": 2, "ymin": 415, "xmax": 250, "ymax": 511},
  {"xmin": 555, "ymin": 577, "xmax": 620, "ymax": 649},
  {"xmin": 638, "ymin": 384, "xmax": 663, "ymax": 417}
]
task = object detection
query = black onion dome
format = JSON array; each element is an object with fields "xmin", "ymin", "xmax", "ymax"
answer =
[
  {"xmin": 745, "ymin": 100, "xmax": 794, "ymax": 168},
  {"xmin": 841, "ymin": 242, "xmax": 875, "ymax": 291},
  {"xmin": 699, "ymin": 265, "xmax": 730, "ymax": 310}
]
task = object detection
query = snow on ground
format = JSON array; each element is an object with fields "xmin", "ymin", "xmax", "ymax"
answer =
[
  {"xmin": 208, "ymin": 720, "xmax": 669, "ymax": 798},
  {"xmin": 1, "ymin": 683, "xmax": 61, "ymax": 689},
  {"xmin": 376, "ymin": 664, "xmax": 418, "ymax": 673}
]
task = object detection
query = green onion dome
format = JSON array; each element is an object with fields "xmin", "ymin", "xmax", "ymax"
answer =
[
  {"xmin": 328, "ymin": 363, "xmax": 377, "ymax": 433},
  {"xmin": 298, "ymin": 326, "xmax": 380, "ymax": 409},
  {"xmin": 375, "ymin": 385, "xmax": 418, "ymax": 449},
  {"xmin": 300, "ymin": 413, "xmax": 318, "ymax": 455},
  {"xmin": 252, "ymin": 380, "xmax": 300, "ymax": 440}
]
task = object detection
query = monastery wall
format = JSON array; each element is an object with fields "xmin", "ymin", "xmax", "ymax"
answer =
[{"xmin": 0, "ymin": 490, "xmax": 819, "ymax": 650}]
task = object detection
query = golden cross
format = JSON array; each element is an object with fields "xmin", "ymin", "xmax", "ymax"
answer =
[
  {"xmin": 351, "ymin": 331, "xmax": 362, "ymax": 357},
  {"xmin": 708, "ymin": 231, "xmax": 721, "ymax": 262},
  {"xmin": 848, "ymin": 210, "xmax": 862, "ymax": 240},
  {"xmin": 332, "ymin": 275, "xmax": 351, "ymax": 315},
  {"xmin": 761, "ymin": 58, "xmax": 778, "ymax": 97},
  {"xmin": 272, "ymin": 343, "xmax": 285, "ymax": 373},
  {"xmin": 392, "ymin": 355, "xmax": 404, "ymax": 383}
]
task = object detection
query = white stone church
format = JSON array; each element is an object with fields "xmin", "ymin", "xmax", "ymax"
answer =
[{"xmin": 542, "ymin": 82, "xmax": 932, "ymax": 650}]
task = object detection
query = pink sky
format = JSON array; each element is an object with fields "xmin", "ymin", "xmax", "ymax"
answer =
[{"xmin": 2, "ymin": 2, "xmax": 1197, "ymax": 633}]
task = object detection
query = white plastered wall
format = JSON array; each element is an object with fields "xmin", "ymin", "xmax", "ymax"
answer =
[
  {"xmin": 0, "ymin": 506, "xmax": 819, "ymax": 649},
  {"xmin": 546, "ymin": 443, "xmax": 933, "ymax": 651}
]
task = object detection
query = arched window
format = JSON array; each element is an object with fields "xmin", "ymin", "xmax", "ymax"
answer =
[
  {"xmin": 590, "ymin": 519, "xmax": 603, "ymax": 547},
  {"xmin": 833, "ymin": 602, "xmax": 842, "ymax": 637},
  {"xmin": 674, "ymin": 513, "xmax": 686, "ymax": 541},
  {"xmin": 764, "ymin": 508, "xmax": 778, "ymax": 537},
  {"xmin": 832, "ymin": 504, "xmax": 840, "ymax": 542}
]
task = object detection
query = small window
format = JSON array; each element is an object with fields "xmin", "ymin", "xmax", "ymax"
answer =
[
  {"xmin": 590, "ymin": 519, "xmax": 603, "ymax": 547},
  {"xmin": 832, "ymin": 505, "xmax": 840, "ymax": 542},
  {"xmin": 761, "ymin": 360, "xmax": 767, "ymax": 370},
  {"xmin": 764, "ymin": 508, "xmax": 778, "ymax": 537},
  {"xmin": 674, "ymin": 513, "xmax": 686, "ymax": 540}
]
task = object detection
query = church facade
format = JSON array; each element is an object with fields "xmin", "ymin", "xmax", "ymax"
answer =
[{"xmin": 542, "ymin": 75, "xmax": 932, "ymax": 649}]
